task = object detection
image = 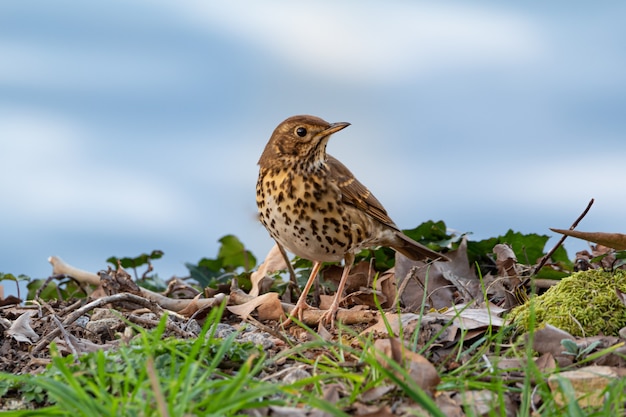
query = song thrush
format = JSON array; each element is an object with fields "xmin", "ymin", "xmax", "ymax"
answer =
[{"xmin": 256, "ymin": 115, "xmax": 447, "ymax": 327}]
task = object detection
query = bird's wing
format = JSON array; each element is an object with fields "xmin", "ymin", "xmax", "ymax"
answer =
[{"xmin": 326, "ymin": 155, "xmax": 398, "ymax": 229}]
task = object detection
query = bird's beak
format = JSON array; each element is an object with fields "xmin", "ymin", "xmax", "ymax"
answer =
[{"xmin": 321, "ymin": 122, "xmax": 350, "ymax": 137}]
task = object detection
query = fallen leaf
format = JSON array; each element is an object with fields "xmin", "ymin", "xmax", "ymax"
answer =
[
  {"xmin": 7, "ymin": 312, "xmax": 39, "ymax": 344},
  {"xmin": 531, "ymin": 324, "xmax": 575, "ymax": 357},
  {"xmin": 359, "ymin": 385, "xmax": 395, "ymax": 402},
  {"xmin": 397, "ymin": 237, "xmax": 479, "ymax": 310},
  {"xmin": 354, "ymin": 406, "xmax": 395, "ymax": 417},
  {"xmin": 460, "ymin": 390, "xmax": 498, "ymax": 416},
  {"xmin": 176, "ymin": 294, "xmax": 202, "ymax": 317},
  {"xmin": 268, "ymin": 406, "xmax": 307, "ymax": 417},
  {"xmin": 249, "ymin": 244, "xmax": 287, "ymax": 297},
  {"xmin": 442, "ymin": 303, "xmax": 506, "ymax": 329},
  {"xmin": 535, "ymin": 352, "xmax": 557, "ymax": 372},
  {"xmin": 374, "ymin": 338, "xmax": 440, "ymax": 394},
  {"xmin": 227, "ymin": 292, "xmax": 282, "ymax": 320},
  {"xmin": 548, "ymin": 365, "xmax": 626, "ymax": 408},
  {"xmin": 550, "ymin": 229, "xmax": 626, "ymax": 250},
  {"xmin": 435, "ymin": 392, "xmax": 464, "ymax": 417},
  {"xmin": 323, "ymin": 261, "xmax": 374, "ymax": 294},
  {"xmin": 361, "ymin": 313, "xmax": 421, "ymax": 337}
]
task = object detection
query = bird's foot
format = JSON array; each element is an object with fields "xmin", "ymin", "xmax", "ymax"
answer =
[
  {"xmin": 282, "ymin": 300, "xmax": 313, "ymax": 327},
  {"xmin": 319, "ymin": 300, "xmax": 341, "ymax": 329}
]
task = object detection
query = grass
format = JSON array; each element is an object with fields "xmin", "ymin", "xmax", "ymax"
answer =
[{"xmin": 1, "ymin": 296, "xmax": 625, "ymax": 416}]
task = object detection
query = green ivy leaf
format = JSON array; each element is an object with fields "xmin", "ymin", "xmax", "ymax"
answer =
[
  {"xmin": 500, "ymin": 230, "xmax": 548, "ymax": 265},
  {"xmin": 187, "ymin": 235, "xmax": 257, "ymax": 288},
  {"xmin": 217, "ymin": 235, "xmax": 256, "ymax": 272},
  {"xmin": 107, "ymin": 250, "xmax": 164, "ymax": 269}
]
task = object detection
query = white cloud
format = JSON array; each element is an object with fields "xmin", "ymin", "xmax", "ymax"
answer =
[
  {"xmin": 177, "ymin": 0, "xmax": 543, "ymax": 83},
  {"xmin": 0, "ymin": 40, "xmax": 185, "ymax": 92},
  {"xmin": 0, "ymin": 108, "xmax": 193, "ymax": 234}
]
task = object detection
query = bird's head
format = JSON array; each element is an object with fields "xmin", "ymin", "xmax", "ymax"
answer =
[{"xmin": 258, "ymin": 115, "xmax": 350, "ymax": 172}]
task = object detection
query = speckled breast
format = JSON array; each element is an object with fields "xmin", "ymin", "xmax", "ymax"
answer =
[{"xmin": 256, "ymin": 167, "xmax": 363, "ymax": 263}]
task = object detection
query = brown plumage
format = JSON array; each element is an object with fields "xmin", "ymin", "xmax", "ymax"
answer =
[{"xmin": 256, "ymin": 115, "xmax": 447, "ymax": 327}]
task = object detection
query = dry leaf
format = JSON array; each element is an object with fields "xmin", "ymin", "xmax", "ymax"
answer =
[
  {"xmin": 535, "ymin": 353, "xmax": 557, "ymax": 372},
  {"xmin": 550, "ymin": 229, "xmax": 626, "ymax": 250},
  {"xmin": 227, "ymin": 292, "xmax": 282, "ymax": 320},
  {"xmin": 460, "ymin": 390, "xmax": 498, "ymax": 416},
  {"xmin": 359, "ymin": 385, "xmax": 395, "ymax": 402},
  {"xmin": 547, "ymin": 365, "xmax": 626, "ymax": 408},
  {"xmin": 374, "ymin": 338, "xmax": 440, "ymax": 394},
  {"xmin": 7, "ymin": 312, "xmax": 39, "ymax": 344},
  {"xmin": 435, "ymin": 392, "xmax": 464, "ymax": 417},
  {"xmin": 361, "ymin": 313, "xmax": 421, "ymax": 337},
  {"xmin": 176, "ymin": 294, "xmax": 202, "ymax": 317},
  {"xmin": 353, "ymin": 407, "xmax": 395, "ymax": 417},
  {"xmin": 250, "ymin": 244, "xmax": 287, "ymax": 297},
  {"xmin": 531, "ymin": 324, "xmax": 575, "ymax": 357},
  {"xmin": 397, "ymin": 237, "xmax": 478, "ymax": 310},
  {"xmin": 442, "ymin": 303, "xmax": 506, "ymax": 329}
]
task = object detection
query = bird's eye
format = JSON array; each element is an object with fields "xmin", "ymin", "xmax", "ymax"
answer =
[{"xmin": 295, "ymin": 127, "xmax": 307, "ymax": 137}]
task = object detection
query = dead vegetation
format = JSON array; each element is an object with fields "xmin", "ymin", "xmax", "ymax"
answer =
[{"xmin": 3, "ymin": 199, "xmax": 626, "ymax": 415}]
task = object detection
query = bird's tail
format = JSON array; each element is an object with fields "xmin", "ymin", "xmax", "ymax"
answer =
[{"xmin": 392, "ymin": 232, "xmax": 449, "ymax": 262}]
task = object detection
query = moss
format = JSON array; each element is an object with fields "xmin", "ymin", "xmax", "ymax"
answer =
[{"xmin": 509, "ymin": 269, "xmax": 626, "ymax": 337}]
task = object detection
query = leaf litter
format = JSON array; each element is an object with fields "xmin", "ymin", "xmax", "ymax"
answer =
[{"xmin": 3, "ymin": 206, "xmax": 626, "ymax": 414}]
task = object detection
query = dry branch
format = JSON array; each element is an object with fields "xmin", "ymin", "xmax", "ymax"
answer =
[
  {"xmin": 48, "ymin": 256, "xmax": 226, "ymax": 313},
  {"xmin": 534, "ymin": 198, "xmax": 595, "ymax": 274},
  {"xmin": 229, "ymin": 288, "xmax": 375, "ymax": 326}
]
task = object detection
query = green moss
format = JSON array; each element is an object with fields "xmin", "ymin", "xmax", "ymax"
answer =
[{"xmin": 509, "ymin": 269, "xmax": 626, "ymax": 337}]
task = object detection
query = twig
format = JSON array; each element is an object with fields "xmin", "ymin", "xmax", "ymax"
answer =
[
  {"xmin": 57, "ymin": 299, "xmax": 85, "ymax": 318},
  {"xmin": 244, "ymin": 315, "xmax": 292, "ymax": 345},
  {"xmin": 33, "ymin": 293, "xmax": 162, "ymax": 354},
  {"xmin": 126, "ymin": 314, "xmax": 195, "ymax": 338},
  {"xmin": 51, "ymin": 315, "xmax": 80, "ymax": 360},
  {"xmin": 533, "ymin": 198, "xmax": 594, "ymax": 275},
  {"xmin": 275, "ymin": 240, "xmax": 299, "ymax": 293},
  {"xmin": 48, "ymin": 256, "xmax": 226, "ymax": 312},
  {"xmin": 395, "ymin": 266, "xmax": 421, "ymax": 308}
]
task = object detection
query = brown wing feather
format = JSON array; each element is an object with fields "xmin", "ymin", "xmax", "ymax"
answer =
[
  {"xmin": 327, "ymin": 155, "xmax": 449, "ymax": 262},
  {"xmin": 326, "ymin": 155, "xmax": 399, "ymax": 230}
]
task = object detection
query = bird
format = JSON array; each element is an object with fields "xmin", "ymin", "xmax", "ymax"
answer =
[{"xmin": 256, "ymin": 115, "xmax": 448, "ymax": 328}]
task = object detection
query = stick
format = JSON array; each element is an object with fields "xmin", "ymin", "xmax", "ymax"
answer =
[
  {"xmin": 33, "ymin": 293, "xmax": 162, "ymax": 354},
  {"xmin": 533, "ymin": 198, "xmax": 594, "ymax": 275},
  {"xmin": 48, "ymin": 256, "xmax": 225, "ymax": 312}
]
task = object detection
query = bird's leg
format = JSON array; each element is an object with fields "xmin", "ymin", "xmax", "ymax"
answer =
[
  {"xmin": 282, "ymin": 261, "xmax": 323, "ymax": 326},
  {"xmin": 320, "ymin": 253, "xmax": 355, "ymax": 329}
]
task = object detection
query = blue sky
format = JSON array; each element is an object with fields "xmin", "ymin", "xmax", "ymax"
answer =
[{"xmin": 1, "ymin": 1, "xmax": 625, "ymax": 284}]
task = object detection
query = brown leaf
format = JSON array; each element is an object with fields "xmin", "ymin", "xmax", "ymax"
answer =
[
  {"xmin": 6, "ymin": 312, "xmax": 39, "ymax": 344},
  {"xmin": 441, "ymin": 303, "xmax": 506, "ymax": 329},
  {"xmin": 321, "ymin": 261, "xmax": 394, "ymax": 309},
  {"xmin": 323, "ymin": 261, "xmax": 375, "ymax": 294},
  {"xmin": 359, "ymin": 385, "xmax": 395, "ymax": 402},
  {"xmin": 397, "ymin": 237, "xmax": 479, "ymax": 310},
  {"xmin": 493, "ymin": 244, "xmax": 518, "ymax": 274},
  {"xmin": 379, "ymin": 268, "xmax": 397, "ymax": 309},
  {"xmin": 535, "ymin": 352, "xmax": 557, "ymax": 372},
  {"xmin": 354, "ymin": 407, "xmax": 395, "ymax": 417},
  {"xmin": 176, "ymin": 294, "xmax": 202, "ymax": 317},
  {"xmin": 550, "ymin": 229, "xmax": 626, "ymax": 250},
  {"xmin": 547, "ymin": 365, "xmax": 626, "ymax": 408},
  {"xmin": 250, "ymin": 244, "xmax": 287, "ymax": 297},
  {"xmin": 361, "ymin": 313, "xmax": 421, "ymax": 337},
  {"xmin": 460, "ymin": 390, "xmax": 498, "ymax": 416},
  {"xmin": 0, "ymin": 295, "xmax": 22, "ymax": 307},
  {"xmin": 435, "ymin": 392, "xmax": 464, "ymax": 417},
  {"xmin": 227, "ymin": 292, "xmax": 283, "ymax": 321},
  {"xmin": 531, "ymin": 324, "xmax": 575, "ymax": 357},
  {"xmin": 374, "ymin": 338, "xmax": 440, "ymax": 394}
]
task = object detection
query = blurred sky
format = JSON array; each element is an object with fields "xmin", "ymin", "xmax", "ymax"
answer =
[{"xmin": 1, "ymin": 1, "xmax": 625, "ymax": 286}]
